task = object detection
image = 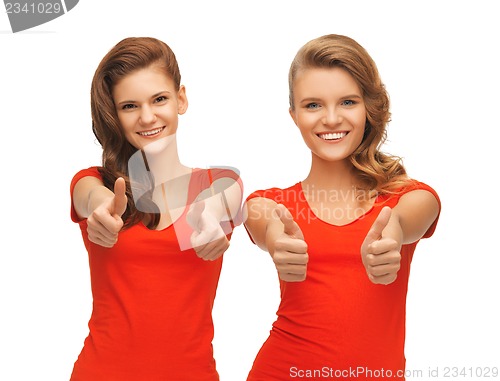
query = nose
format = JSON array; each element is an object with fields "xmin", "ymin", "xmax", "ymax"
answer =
[
  {"xmin": 139, "ymin": 105, "xmax": 157, "ymax": 125},
  {"xmin": 322, "ymin": 107, "xmax": 342, "ymax": 126}
]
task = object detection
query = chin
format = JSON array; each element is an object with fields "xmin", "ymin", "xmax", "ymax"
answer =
[{"xmin": 141, "ymin": 135, "xmax": 176, "ymax": 155}]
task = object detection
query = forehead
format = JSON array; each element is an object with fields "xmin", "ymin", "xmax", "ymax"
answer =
[
  {"xmin": 293, "ymin": 67, "xmax": 362, "ymax": 95},
  {"xmin": 113, "ymin": 66, "xmax": 174, "ymax": 96}
]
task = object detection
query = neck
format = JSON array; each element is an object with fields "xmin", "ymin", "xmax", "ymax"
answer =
[
  {"xmin": 302, "ymin": 153, "xmax": 376, "ymax": 211},
  {"xmin": 142, "ymin": 135, "xmax": 190, "ymax": 185},
  {"xmin": 303, "ymin": 153, "xmax": 357, "ymax": 191}
]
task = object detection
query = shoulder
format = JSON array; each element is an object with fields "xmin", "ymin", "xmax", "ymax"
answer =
[
  {"xmin": 401, "ymin": 180, "xmax": 439, "ymax": 197},
  {"xmin": 206, "ymin": 167, "xmax": 241, "ymax": 183},
  {"xmin": 190, "ymin": 167, "xmax": 241, "ymax": 182},
  {"xmin": 190, "ymin": 167, "xmax": 243, "ymax": 193},
  {"xmin": 70, "ymin": 166, "xmax": 102, "ymax": 192},
  {"xmin": 72, "ymin": 166, "xmax": 102, "ymax": 182},
  {"xmin": 384, "ymin": 179, "xmax": 441, "ymax": 239},
  {"xmin": 401, "ymin": 180, "xmax": 440, "ymax": 211},
  {"xmin": 382, "ymin": 179, "xmax": 440, "ymax": 205},
  {"xmin": 246, "ymin": 183, "xmax": 301, "ymax": 203}
]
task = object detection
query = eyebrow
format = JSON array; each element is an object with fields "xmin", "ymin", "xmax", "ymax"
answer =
[
  {"xmin": 116, "ymin": 90, "xmax": 171, "ymax": 106},
  {"xmin": 299, "ymin": 94, "xmax": 363, "ymax": 103},
  {"xmin": 340, "ymin": 94, "xmax": 363, "ymax": 100}
]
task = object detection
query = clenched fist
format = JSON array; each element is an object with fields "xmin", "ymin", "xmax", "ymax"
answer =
[
  {"xmin": 187, "ymin": 199, "xmax": 229, "ymax": 261},
  {"xmin": 268, "ymin": 204, "xmax": 308, "ymax": 282},
  {"xmin": 87, "ymin": 177, "xmax": 127, "ymax": 248},
  {"xmin": 361, "ymin": 206, "xmax": 402, "ymax": 285}
]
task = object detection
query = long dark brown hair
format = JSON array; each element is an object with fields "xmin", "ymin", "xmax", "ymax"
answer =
[
  {"xmin": 289, "ymin": 34, "xmax": 410, "ymax": 194},
  {"xmin": 90, "ymin": 37, "xmax": 181, "ymax": 228}
]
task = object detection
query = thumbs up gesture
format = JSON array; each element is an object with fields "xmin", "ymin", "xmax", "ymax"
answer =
[
  {"xmin": 361, "ymin": 206, "xmax": 402, "ymax": 285},
  {"xmin": 187, "ymin": 199, "xmax": 229, "ymax": 261},
  {"xmin": 87, "ymin": 177, "xmax": 128, "ymax": 248},
  {"xmin": 269, "ymin": 204, "xmax": 308, "ymax": 282}
]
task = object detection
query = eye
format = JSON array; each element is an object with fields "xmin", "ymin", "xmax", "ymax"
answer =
[
  {"xmin": 305, "ymin": 102, "xmax": 321, "ymax": 110},
  {"xmin": 341, "ymin": 99, "xmax": 357, "ymax": 106},
  {"xmin": 121, "ymin": 103, "xmax": 136, "ymax": 110},
  {"xmin": 154, "ymin": 95, "xmax": 168, "ymax": 103}
]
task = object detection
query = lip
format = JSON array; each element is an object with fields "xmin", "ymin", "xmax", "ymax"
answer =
[
  {"xmin": 137, "ymin": 126, "xmax": 166, "ymax": 138},
  {"xmin": 316, "ymin": 130, "xmax": 349, "ymax": 142}
]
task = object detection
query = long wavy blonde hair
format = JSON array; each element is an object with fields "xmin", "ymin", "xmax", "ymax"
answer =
[{"xmin": 289, "ymin": 34, "xmax": 410, "ymax": 194}]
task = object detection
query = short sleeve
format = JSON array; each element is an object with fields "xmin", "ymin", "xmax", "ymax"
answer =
[
  {"xmin": 246, "ymin": 187, "xmax": 286, "ymax": 203},
  {"xmin": 209, "ymin": 168, "xmax": 242, "ymax": 185},
  {"xmin": 70, "ymin": 167, "xmax": 102, "ymax": 223}
]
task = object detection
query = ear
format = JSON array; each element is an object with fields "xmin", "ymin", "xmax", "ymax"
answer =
[
  {"xmin": 177, "ymin": 85, "xmax": 188, "ymax": 115},
  {"xmin": 289, "ymin": 107, "xmax": 299, "ymax": 127}
]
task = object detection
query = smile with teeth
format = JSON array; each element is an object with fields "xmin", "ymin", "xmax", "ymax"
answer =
[
  {"xmin": 137, "ymin": 127, "xmax": 165, "ymax": 137},
  {"xmin": 317, "ymin": 131, "xmax": 348, "ymax": 141}
]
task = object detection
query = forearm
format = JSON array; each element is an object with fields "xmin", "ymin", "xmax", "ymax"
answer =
[
  {"xmin": 200, "ymin": 193, "xmax": 226, "ymax": 222},
  {"xmin": 244, "ymin": 198, "xmax": 283, "ymax": 253},
  {"xmin": 73, "ymin": 176, "xmax": 114, "ymax": 219},
  {"xmin": 87, "ymin": 187, "xmax": 115, "ymax": 216},
  {"xmin": 199, "ymin": 178, "xmax": 243, "ymax": 224}
]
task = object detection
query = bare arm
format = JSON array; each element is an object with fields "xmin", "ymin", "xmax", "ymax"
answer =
[
  {"xmin": 388, "ymin": 189, "xmax": 440, "ymax": 244},
  {"xmin": 73, "ymin": 176, "xmax": 115, "ymax": 219},
  {"xmin": 186, "ymin": 176, "xmax": 243, "ymax": 261},
  {"xmin": 72, "ymin": 176, "xmax": 127, "ymax": 248},
  {"xmin": 195, "ymin": 177, "xmax": 243, "ymax": 224},
  {"xmin": 244, "ymin": 197, "xmax": 308, "ymax": 282},
  {"xmin": 361, "ymin": 189, "xmax": 440, "ymax": 285},
  {"xmin": 244, "ymin": 197, "xmax": 283, "ymax": 253}
]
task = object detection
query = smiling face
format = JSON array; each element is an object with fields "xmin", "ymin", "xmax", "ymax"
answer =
[
  {"xmin": 113, "ymin": 65, "xmax": 187, "ymax": 150},
  {"xmin": 289, "ymin": 67, "xmax": 367, "ymax": 164}
]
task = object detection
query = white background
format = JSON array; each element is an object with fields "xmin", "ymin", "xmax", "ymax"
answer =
[{"xmin": 1, "ymin": 1, "xmax": 499, "ymax": 380}]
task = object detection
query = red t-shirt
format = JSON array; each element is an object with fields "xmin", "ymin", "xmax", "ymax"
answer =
[
  {"xmin": 246, "ymin": 181, "xmax": 440, "ymax": 381},
  {"xmin": 69, "ymin": 167, "xmax": 240, "ymax": 381}
]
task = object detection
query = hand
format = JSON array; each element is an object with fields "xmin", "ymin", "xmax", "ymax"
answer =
[
  {"xmin": 361, "ymin": 206, "xmax": 402, "ymax": 285},
  {"xmin": 269, "ymin": 204, "xmax": 308, "ymax": 282},
  {"xmin": 86, "ymin": 177, "xmax": 127, "ymax": 248},
  {"xmin": 187, "ymin": 199, "xmax": 229, "ymax": 261}
]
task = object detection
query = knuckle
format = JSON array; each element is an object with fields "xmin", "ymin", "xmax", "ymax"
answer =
[
  {"xmin": 274, "ymin": 240, "xmax": 285, "ymax": 251},
  {"xmin": 276, "ymin": 237, "xmax": 291, "ymax": 250},
  {"xmin": 387, "ymin": 238, "xmax": 398, "ymax": 247},
  {"xmin": 92, "ymin": 209, "xmax": 104, "ymax": 219},
  {"xmin": 366, "ymin": 254, "xmax": 376, "ymax": 266},
  {"xmin": 273, "ymin": 252, "xmax": 286, "ymax": 264},
  {"xmin": 300, "ymin": 241, "xmax": 308, "ymax": 252}
]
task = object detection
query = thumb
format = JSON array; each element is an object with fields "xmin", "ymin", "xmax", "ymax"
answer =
[
  {"xmin": 187, "ymin": 199, "xmax": 206, "ymax": 232},
  {"xmin": 365, "ymin": 206, "xmax": 392, "ymax": 244},
  {"xmin": 112, "ymin": 177, "xmax": 128, "ymax": 218},
  {"xmin": 275, "ymin": 204, "xmax": 304, "ymax": 240}
]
